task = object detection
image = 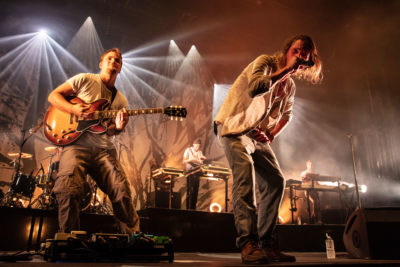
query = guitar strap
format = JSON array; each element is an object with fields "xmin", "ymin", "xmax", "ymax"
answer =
[{"xmin": 110, "ymin": 87, "xmax": 118, "ymax": 108}]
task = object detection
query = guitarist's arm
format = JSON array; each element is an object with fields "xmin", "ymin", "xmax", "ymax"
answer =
[{"xmin": 48, "ymin": 82, "xmax": 91, "ymax": 118}]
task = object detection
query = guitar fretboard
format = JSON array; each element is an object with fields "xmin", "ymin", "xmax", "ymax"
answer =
[{"xmin": 99, "ymin": 108, "xmax": 164, "ymax": 119}]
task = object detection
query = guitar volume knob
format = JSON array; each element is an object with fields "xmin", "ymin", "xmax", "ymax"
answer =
[
  {"xmin": 52, "ymin": 133, "xmax": 58, "ymax": 137},
  {"xmin": 61, "ymin": 129, "xmax": 66, "ymax": 133}
]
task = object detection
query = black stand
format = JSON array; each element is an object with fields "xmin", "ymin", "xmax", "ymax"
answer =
[{"xmin": 288, "ymin": 185, "xmax": 298, "ymax": 224}]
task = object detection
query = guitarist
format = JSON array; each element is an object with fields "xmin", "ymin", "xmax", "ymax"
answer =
[{"xmin": 48, "ymin": 48, "xmax": 140, "ymax": 234}]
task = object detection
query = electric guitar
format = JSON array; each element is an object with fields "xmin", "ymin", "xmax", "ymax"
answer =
[{"xmin": 43, "ymin": 97, "xmax": 187, "ymax": 146}]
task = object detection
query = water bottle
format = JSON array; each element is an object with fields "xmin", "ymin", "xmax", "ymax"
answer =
[{"xmin": 325, "ymin": 233, "xmax": 336, "ymax": 259}]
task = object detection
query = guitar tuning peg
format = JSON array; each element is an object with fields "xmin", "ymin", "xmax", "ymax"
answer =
[
  {"xmin": 175, "ymin": 117, "xmax": 178, "ymax": 121},
  {"xmin": 170, "ymin": 117, "xmax": 173, "ymax": 120},
  {"xmin": 180, "ymin": 118, "xmax": 183, "ymax": 122}
]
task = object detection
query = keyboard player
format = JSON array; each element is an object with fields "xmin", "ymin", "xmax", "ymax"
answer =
[{"xmin": 183, "ymin": 139, "xmax": 207, "ymax": 210}]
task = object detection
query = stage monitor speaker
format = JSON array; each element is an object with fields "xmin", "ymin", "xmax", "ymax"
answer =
[{"xmin": 343, "ymin": 207, "xmax": 400, "ymax": 259}]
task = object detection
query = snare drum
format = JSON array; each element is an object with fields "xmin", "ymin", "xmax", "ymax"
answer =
[{"xmin": 11, "ymin": 173, "xmax": 36, "ymax": 198}]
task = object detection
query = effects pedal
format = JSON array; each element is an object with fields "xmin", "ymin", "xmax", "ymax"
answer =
[{"xmin": 44, "ymin": 231, "xmax": 173, "ymax": 263}]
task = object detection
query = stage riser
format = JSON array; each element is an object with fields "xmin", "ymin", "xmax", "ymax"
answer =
[
  {"xmin": 138, "ymin": 208, "xmax": 238, "ymax": 252},
  {"xmin": 0, "ymin": 207, "xmax": 115, "ymax": 251},
  {"xmin": 0, "ymin": 207, "xmax": 345, "ymax": 252}
]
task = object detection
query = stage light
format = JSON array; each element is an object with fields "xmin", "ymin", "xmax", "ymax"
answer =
[
  {"xmin": 360, "ymin": 184, "xmax": 367, "ymax": 193},
  {"xmin": 209, "ymin": 202, "xmax": 222, "ymax": 213},
  {"xmin": 38, "ymin": 29, "xmax": 48, "ymax": 38}
]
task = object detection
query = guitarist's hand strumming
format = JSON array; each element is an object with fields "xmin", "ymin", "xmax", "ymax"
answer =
[{"xmin": 72, "ymin": 103, "xmax": 92, "ymax": 119}]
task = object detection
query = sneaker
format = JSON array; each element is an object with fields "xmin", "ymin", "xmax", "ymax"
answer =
[
  {"xmin": 241, "ymin": 241, "xmax": 269, "ymax": 264},
  {"xmin": 262, "ymin": 244, "xmax": 296, "ymax": 262}
]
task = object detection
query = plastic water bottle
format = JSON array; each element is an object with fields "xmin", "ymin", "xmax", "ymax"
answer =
[{"xmin": 325, "ymin": 233, "xmax": 336, "ymax": 259}]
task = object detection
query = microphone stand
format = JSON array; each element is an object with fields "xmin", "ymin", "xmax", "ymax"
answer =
[
  {"xmin": 347, "ymin": 134, "xmax": 361, "ymax": 209},
  {"xmin": 4, "ymin": 121, "xmax": 43, "ymax": 206},
  {"xmin": 114, "ymin": 139, "xmax": 128, "ymax": 161}
]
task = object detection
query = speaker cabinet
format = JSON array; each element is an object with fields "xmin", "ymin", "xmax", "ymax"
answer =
[
  {"xmin": 151, "ymin": 191, "xmax": 181, "ymax": 209},
  {"xmin": 343, "ymin": 208, "xmax": 400, "ymax": 259}
]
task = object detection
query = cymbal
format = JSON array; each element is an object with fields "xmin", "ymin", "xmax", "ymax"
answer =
[
  {"xmin": 44, "ymin": 146, "xmax": 57, "ymax": 152},
  {"xmin": 7, "ymin": 152, "xmax": 32, "ymax": 159}
]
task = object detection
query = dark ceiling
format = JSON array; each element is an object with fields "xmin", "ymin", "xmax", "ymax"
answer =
[{"xmin": 1, "ymin": 0, "xmax": 399, "ymax": 86}]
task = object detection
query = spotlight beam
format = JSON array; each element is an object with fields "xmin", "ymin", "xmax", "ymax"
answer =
[
  {"xmin": 47, "ymin": 37, "xmax": 88, "ymax": 73},
  {"xmin": 118, "ymin": 71, "xmax": 147, "ymax": 107},
  {"xmin": 122, "ymin": 65, "xmax": 169, "ymax": 104},
  {"xmin": 0, "ymin": 33, "xmax": 37, "ymax": 45},
  {"xmin": 124, "ymin": 62, "xmax": 188, "ymax": 89}
]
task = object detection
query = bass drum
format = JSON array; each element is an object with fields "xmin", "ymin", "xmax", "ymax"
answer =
[{"xmin": 11, "ymin": 172, "xmax": 36, "ymax": 199}]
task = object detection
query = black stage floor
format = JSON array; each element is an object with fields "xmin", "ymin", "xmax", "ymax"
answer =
[{"xmin": 1, "ymin": 252, "xmax": 400, "ymax": 266}]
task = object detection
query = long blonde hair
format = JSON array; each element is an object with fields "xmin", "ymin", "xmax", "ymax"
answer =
[{"xmin": 276, "ymin": 35, "xmax": 323, "ymax": 84}]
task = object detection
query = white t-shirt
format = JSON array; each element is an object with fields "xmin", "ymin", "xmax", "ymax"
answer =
[{"xmin": 67, "ymin": 73, "xmax": 128, "ymax": 149}]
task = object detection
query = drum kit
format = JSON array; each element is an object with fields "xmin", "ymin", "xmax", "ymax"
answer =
[{"xmin": 0, "ymin": 147, "xmax": 113, "ymax": 215}]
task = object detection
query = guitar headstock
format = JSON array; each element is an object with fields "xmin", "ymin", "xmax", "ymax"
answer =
[{"xmin": 164, "ymin": 106, "xmax": 187, "ymax": 120}]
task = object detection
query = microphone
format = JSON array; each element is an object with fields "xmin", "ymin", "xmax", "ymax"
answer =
[{"xmin": 297, "ymin": 57, "xmax": 315, "ymax": 67}]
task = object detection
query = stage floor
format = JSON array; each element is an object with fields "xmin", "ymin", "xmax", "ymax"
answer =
[{"xmin": 1, "ymin": 252, "xmax": 400, "ymax": 266}]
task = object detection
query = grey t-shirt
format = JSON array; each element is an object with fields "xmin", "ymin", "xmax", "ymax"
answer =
[{"xmin": 67, "ymin": 73, "xmax": 128, "ymax": 149}]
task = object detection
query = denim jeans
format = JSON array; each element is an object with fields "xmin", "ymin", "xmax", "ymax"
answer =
[{"xmin": 221, "ymin": 134, "xmax": 285, "ymax": 249}]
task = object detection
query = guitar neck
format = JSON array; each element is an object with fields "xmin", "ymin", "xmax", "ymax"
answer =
[{"xmin": 99, "ymin": 108, "xmax": 164, "ymax": 119}]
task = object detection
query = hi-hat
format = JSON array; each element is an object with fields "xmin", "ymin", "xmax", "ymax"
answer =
[
  {"xmin": 7, "ymin": 152, "xmax": 32, "ymax": 159},
  {"xmin": 44, "ymin": 146, "xmax": 57, "ymax": 152}
]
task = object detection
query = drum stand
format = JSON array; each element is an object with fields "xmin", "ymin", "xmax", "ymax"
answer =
[
  {"xmin": 28, "ymin": 188, "xmax": 56, "ymax": 209},
  {"xmin": 84, "ymin": 183, "xmax": 112, "ymax": 215},
  {"xmin": 288, "ymin": 185, "xmax": 299, "ymax": 224},
  {"xmin": 29, "ymin": 153, "xmax": 57, "ymax": 210}
]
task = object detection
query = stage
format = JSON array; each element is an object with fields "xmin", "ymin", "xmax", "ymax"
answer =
[
  {"xmin": 0, "ymin": 206, "xmax": 347, "ymax": 252},
  {"xmin": 1, "ymin": 252, "xmax": 400, "ymax": 266},
  {"xmin": 1, "ymin": 207, "xmax": 400, "ymax": 266}
]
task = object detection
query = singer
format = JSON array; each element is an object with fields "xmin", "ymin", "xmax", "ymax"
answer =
[{"xmin": 214, "ymin": 35, "xmax": 322, "ymax": 264}]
